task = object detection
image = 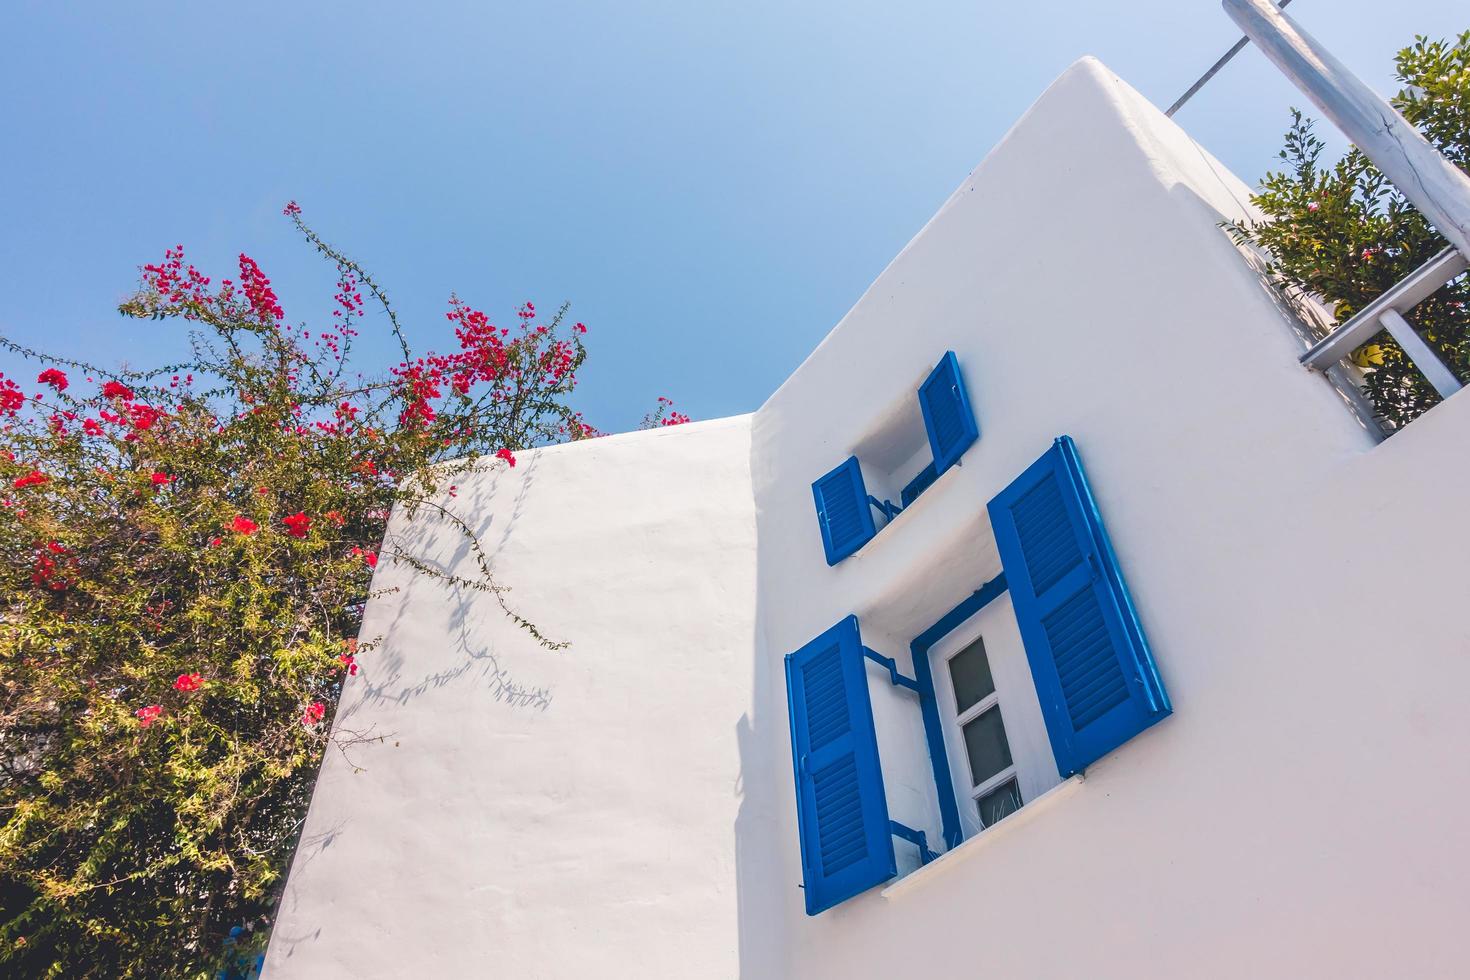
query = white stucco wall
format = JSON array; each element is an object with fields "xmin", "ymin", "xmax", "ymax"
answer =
[
  {"xmin": 746, "ymin": 57, "xmax": 1470, "ymax": 979},
  {"xmin": 269, "ymin": 55, "xmax": 1470, "ymax": 980},
  {"xmin": 264, "ymin": 417, "xmax": 761, "ymax": 979}
]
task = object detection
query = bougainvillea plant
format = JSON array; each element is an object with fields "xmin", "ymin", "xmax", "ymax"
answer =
[
  {"xmin": 0, "ymin": 204, "xmax": 681, "ymax": 977},
  {"xmin": 1228, "ymin": 30, "xmax": 1470, "ymax": 433}
]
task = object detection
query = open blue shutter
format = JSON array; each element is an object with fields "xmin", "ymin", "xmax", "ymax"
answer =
[
  {"xmin": 918, "ymin": 351, "xmax": 979, "ymax": 476},
  {"xmin": 784, "ymin": 616, "xmax": 895, "ymax": 915},
  {"xmin": 987, "ymin": 436, "xmax": 1171, "ymax": 777},
  {"xmin": 811, "ymin": 457, "xmax": 876, "ymax": 566}
]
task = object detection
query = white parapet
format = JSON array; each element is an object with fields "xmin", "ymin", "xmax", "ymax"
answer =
[{"xmin": 264, "ymin": 416, "xmax": 761, "ymax": 979}]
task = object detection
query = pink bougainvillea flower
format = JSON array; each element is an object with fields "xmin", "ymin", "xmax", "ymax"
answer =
[
  {"xmin": 283, "ymin": 200, "xmax": 302, "ymax": 216},
  {"xmin": 135, "ymin": 704, "xmax": 164, "ymax": 728},
  {"xmin": 37, "ymin": 368, "xmax": 68, "ymax": 391},
  {"xmin": 231, "ymin": 516, "xmax": 258, "ymax": 535},
  {"xmin": 282, "ymin": 511, "xmax": 311, "ymax": 538},
  {"xmin": 208, "ymin": 537, "xmax": 222, "ymax": 548},
  {"xmin": 255, "ymin": 486, "xmax": 270, "ymax": 495},
  {"xmin": 13, "ymin": 471, "xmax": 49, "ymax": 489},
  {"xmin": 102, "ymin": 381, "xmax": 134, "ymax": 400},
  {"xmin": 0, "ymin": 376, "xmax": 24, "ymax": 415},
  {"xmin": 495, "ymin": 447, "xmax": 516, "ymax": 468},
  {"xmin": 173, "ymin": 672, "xmax": 204, "ymax": 692},
  {"xmin": 337, "ymin": 652, "xmax": 359, "ymax": 676},
  {"xmin": 238, "ymin": 253, "xmax": 284, "ymax": 322},
  {"xmin": 150, "ymin": 472, "xmax": 173, "ymax": 486},
  {"xmin": 82, "ymin": 418, "xmax": 104, "ymax": 436},
  {"xmin": 127, "ymin": 403, "xmax": 163, "ymax": 432},
  {"xmin": 301, "ymin": 701, "xmax": 326, "ymax": 726}
]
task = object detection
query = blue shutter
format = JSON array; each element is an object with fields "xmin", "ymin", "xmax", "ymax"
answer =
[
  {"xmin": 987, "ymin": 436, "xmax": 1171, "ymax": 777},
  {"xmin": 784, "ymin": 616, "xmax": 895, "ymax": 915},
  {"xmin": 918, "ymin": 351, "xmax": 979, "ymax": 476},
  {"xmin": 811, "ymin": 456, "xmax": 876, "ymax": 566}
]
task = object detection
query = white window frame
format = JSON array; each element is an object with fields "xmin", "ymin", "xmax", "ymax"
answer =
[{"xmin": 929, "ymin": 591, "xmax": 1060, "ymax": 840}]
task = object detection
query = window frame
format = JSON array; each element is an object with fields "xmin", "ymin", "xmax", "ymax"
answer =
[{"xmin": 927, "ymin": 593, "xmax": 1061, "ymax": 841}]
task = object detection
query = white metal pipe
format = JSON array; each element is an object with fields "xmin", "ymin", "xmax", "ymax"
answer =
[
  {"xmin": 1299, "ymin": 246, "xmax": 1468, "ymax": 369},
  {"xmin": 1377, "ymin": 308, "xmax": 1464, "ymax": 400},
  {"xmin": 1223, "ymin": 0, "xmax": 1470, "ymax": 259}
]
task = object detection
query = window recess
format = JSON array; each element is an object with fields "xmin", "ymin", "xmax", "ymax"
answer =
[{"xmin": 810, "ymin": 352, "xmax": 979, "ymax": 566}]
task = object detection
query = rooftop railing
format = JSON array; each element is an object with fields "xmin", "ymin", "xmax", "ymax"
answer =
[{"xmin": 1207, "ymin": 0, "xmax": 1470, "ymax": 413}]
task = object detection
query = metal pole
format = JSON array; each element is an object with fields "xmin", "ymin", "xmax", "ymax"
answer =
[
  {"xmin": 1222, "ymin": 0, "xmax": 1470, "ymax": 258},
  {"xmin": 1166, "ymin": 0, "xmax": 1292, "ymax": 118}
]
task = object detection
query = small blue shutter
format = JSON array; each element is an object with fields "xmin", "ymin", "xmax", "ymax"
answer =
[
  {"xmin": 987, "ymin": 436, "xmax": 1171, "ymax": 777},
  {"xmin": 811, "ymin": 456, "xmax": 876, "ymax": 566},
  {"xmin": 918, "ymin": 351, "xmax": 979, "ymax": 476},
  {"xmin": 784, "ymin": 616, "xmax": 895, "ymax": 915}
]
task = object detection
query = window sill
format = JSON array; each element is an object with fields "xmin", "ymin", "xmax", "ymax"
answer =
[{"xmin": 879, "ymin": 775, "xmax": 1085, "ymax": 901}]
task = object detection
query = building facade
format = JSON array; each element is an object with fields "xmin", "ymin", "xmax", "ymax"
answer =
[{"xmin": 265, "ymin": 57, "xmax": 1470, "ymax": 979}]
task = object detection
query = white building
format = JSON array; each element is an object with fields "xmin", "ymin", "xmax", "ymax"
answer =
[{"xmin": 264, "ymin": 47, "xmax": 1470, "ymax": 980}]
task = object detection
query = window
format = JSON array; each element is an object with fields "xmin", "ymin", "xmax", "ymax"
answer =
[
  {"xmin": 809, "ymin": 352, "xmax": 979, "ymax": 565},
  {"xmin": 784, "ymin": 435, "xmax": 1172, "ymax": 912},
  {"xmin": 931, "ymin": 594, "xmax": 1060, "ymax": 838}
]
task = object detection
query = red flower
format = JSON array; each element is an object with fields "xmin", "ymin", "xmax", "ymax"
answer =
[
  {"xmin": 127, "ymin": 403, "xmax": 163, "ymax": 432},
  {"xmin": 150, "ymin": 472, "xmax": 172, "ymax": 486},
  {"xmin": 282, "ymin": 511, "xmax": 311, "ymax": 538},
  {"xmin": 283, "ymin": 201, "xmax": 302, "ymax": 216},
  {"xmin": 13, "ymin": 471, "xmax": 48, "ymax": 489},
  {"xmin": 231, "ymin": 516, "xmax": 258, "ymax": 535},
  {"xmin": 495, "ymin": 448, "xmax": 516, "ymax": 468},
  {"xmin": 135, "ymin": 704, "xmax": 164, "ymax": 728},
  {"xmin": 208, "ymin": 537, "xmax": 222, "ymax": 548},
  {"xmin": 102, "ymin": 381, "xmax": 134, "ymax": 400},
  {"xmin": 337, "ymin": 652, "xmax": 359, "ymax": 676},
  {"xmin": 302, "ymin": 701, "xmax": 326, "ymax": 726},
  {"xmin": 324, "ymin": 510, "xmax": 345, "ymax": 526},
  {"xmin": 173, "ymin": 672, "xmax": 204, "ymax": 692},
  {"xmin": 37, "ymin": 368, "xmax": 68, "ymax": 391},
  {"xmin": 82, "ymin": 419, "xmax": 103, "ymax": 436},
  {"xmin": 238, "ymin": 254, "xmax": 284, "ymax": 322},
  {"xmin": 0, "ymin": 376, "xmax": 23, "ymax": 415}
]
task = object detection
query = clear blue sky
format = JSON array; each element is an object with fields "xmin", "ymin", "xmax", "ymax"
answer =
[{"xmin": 2, "ymin": 1, "xmax": 1465, "ymax": 433}]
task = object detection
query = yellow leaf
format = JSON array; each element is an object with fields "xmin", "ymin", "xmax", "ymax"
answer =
[{"xmin": 1352, "ymin": 344, "xmax": 1386, "ymax": 367}]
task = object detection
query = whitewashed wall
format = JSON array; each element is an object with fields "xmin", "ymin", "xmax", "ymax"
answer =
[
  {"xmin": 263, "ymin": 417, "xmax": 762, "ymax": 979},
  {"xmin": 268, "ymin": 56, "xmax": 1470, "ymax": 980},
  {"xmin": 748, "ymin": 57, "xmax": 1470, "ymax": 979}
]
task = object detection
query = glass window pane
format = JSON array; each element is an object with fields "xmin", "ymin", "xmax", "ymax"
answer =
[
  {"xmin": 948, "ymin": 637, "xmax": 995, "ymax": 713},
  {"xmin": 961, "ymin": 705, "xmax": 1013, "ymax": 787},
  {"xmin": 977, "ymin": 778, "xmax": 1023, "ymax": 828}
]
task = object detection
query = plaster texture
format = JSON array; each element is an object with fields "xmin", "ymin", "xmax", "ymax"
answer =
[
  {"xmin": 268, "ymin": 56, "xmax": 1470, "ymax": 979},
  {"xmin": 264, "ymin": 417, "xmax": 760, "ymax": 979}
]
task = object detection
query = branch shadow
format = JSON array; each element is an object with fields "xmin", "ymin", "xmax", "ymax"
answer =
[{"xmin": 342, "ymin": 450, "xmax": 556, "ymax": 720}]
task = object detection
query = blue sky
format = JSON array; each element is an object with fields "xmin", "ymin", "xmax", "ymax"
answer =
[{"xmin": 1, "ymin": 1, "xmax": 1465, "ymax": 433}]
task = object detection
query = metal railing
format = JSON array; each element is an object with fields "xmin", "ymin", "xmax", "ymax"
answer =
[{"xmin": 1206, "ymin": 0, "xmax": 1470, "ymax": 408}]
